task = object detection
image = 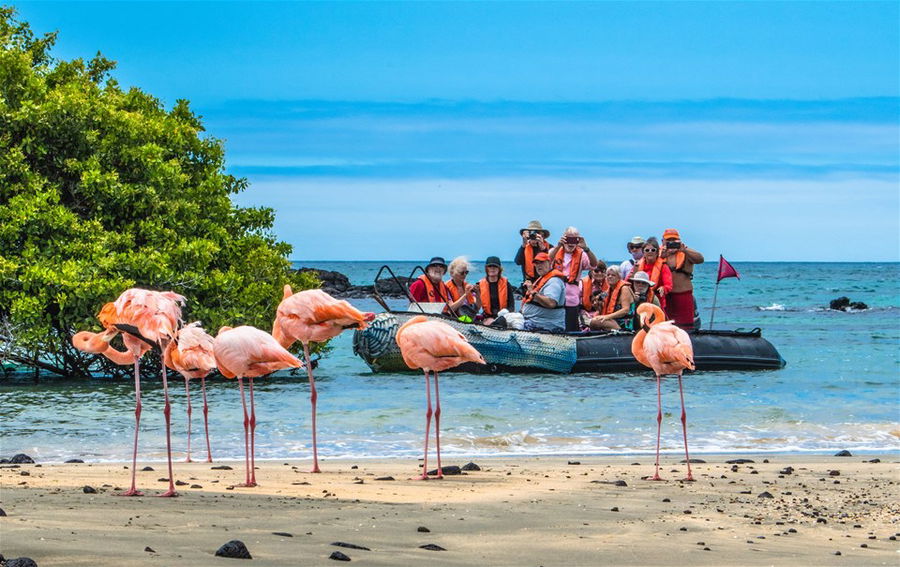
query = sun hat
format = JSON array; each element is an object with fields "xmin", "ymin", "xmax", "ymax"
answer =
[
  {"xmin": 631, "ymin": 271, "xmax": 655, "ymax": 286},
  {"xmin": 485, "ymin": 256, "xmax": 502, "ymax": 267},
  {"xmin": 520, "ymin": 220, "xmax": 550, "ymax": 237},
  {"xmin": 628, "ymin": 236, "xmax": 645, "ymax": 246},
  {"xmin": 426, "ymin": 256, "xmax": 447, "ymax": 269},
  {"xmin": 662, "ymin": 228, "xmax": 681, "ymax": 241},
  {"xmin": 533, "ymin": 252, "xmax": 551, "ymax": 262}
]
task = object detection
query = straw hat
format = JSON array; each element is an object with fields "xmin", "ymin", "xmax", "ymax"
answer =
[
  {"xmin": 520, "ymin": 220, "xmax": 550, "ymax": 237},
  {"xmin": 628, "ymin": 236, "xmax": 646, "ymax": 246}
]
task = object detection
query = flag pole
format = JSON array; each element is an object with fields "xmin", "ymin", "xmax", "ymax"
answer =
[{"xmin": 709, "ymin": 281, "xmax": 720, "ymax": 330}]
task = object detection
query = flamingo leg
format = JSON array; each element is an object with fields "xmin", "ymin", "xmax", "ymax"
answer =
[
  {"xmin": 201, "ymin": 376, "xmax": 212, "ymax": 463},
  {"xmin": 118, "ymin": 358, "xmax": 144, "ymax": 497},
  {"xmin": 303, "ymin": 343, "xmax": 321, "ymax": 473},
  {"xmin": 184, "ymin": 378, "xmax": 193, "ymax": 463},
  {"xmin": 159, "ymin": 362, "xmax": 178, "ymax": 497},
  {"xmin": 415, "ymin": 370, "xmax": 433, "ymax": 480},
  {"xmin": 650, "ymin": 373, "xmax": 663, "ymax": 481},
  {"xmin": 237, "ymin": 377, "xmax": 252, "ymax": 487},
  {"xmin": 433, "ymin": 371, "xmax": 443, "ymax": 479},
  {"xmin": 677, "ymin": 372, "xmax": 694, "ymax": 481},
  {"xmin": 248, "ymin": 376, "xmax": 257, "ymax": 486}
]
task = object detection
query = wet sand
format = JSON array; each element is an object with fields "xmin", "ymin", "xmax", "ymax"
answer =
[{"xmin": 1, "ymin": 454, "xmax": 898, "ymax": 566}]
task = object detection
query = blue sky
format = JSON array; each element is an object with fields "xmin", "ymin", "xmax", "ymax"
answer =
[{"xmin": 16, "ymin": 1, "xmax": 900, "ymax": 261}]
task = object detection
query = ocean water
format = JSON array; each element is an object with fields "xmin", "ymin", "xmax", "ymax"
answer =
[{"xmin": 1, "ymin": 261, "xmax": 898, "ymax": 463}]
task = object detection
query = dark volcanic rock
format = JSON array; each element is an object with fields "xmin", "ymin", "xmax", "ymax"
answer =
[
  {"xmin": 141, "ymin": 466, "xmax": 155, "ymax": 471},
  {"xmin": 6, "ymin": 559, "xmax": 39, "ymax": 567},
  {"xmin": 329, "ymin": 551, "xmax": 351, "ymax": 561},
  {"xmin": 829, "ymin": 298, "xmax": 868, "ymax": 311},
  {"xmin": 215, "ymin": 540, "xmax": 252, "ymax": 559},
  {"xmin": 725, "ymin": 459, "xmax": 755, "ymax": 464},
  {"xmin": 375, "ymin": 476, "xmax": 395, "ymax": 481},
  {"xmin": 296, "ymin": 268, "xmax": 414, "ymax": 299},
  {"xmin": 298, "ymin": 268, "xmax": 352, "ymax": 295},
  {"xmin": 272, "ymin": 532, "xmax": 293, "ymax": 537},
  {"xmin": 591, "ymin": 480, "xmax": 628, "ymax": 487},
  {"xmin": 419, "ymin": 544, "xmax": 446, "ymax": 551},
  {"xmin": 10, "ymin": 454, "xmax": 34, "ymax": 464},
  {"xmin": 82, "ymin": 485, "xmax": 97, "ymax": 494},
  {"xmin": 65, "ymin": 459, "xmax": 84, "ymax": 463},
  {"xmin": 417, "ymin": 526, "xmax": 431, "ymax": 533},
  {"xmin": 427, "ymin": 465, "xmax": 462, "ymax": 476},
  {"xmin": 758, "ymin": 491, "xmax": 774, "ymax": 499},
  {"xmin": 145, "ymin": 547, "xmax": 155, "ymax": 553},
  {"xmin": 331, "ymin": 542, "xmax": 370, "ymax": 551},
  {"xmin": 461, "ymin": 462, "xmax": 481, "ymax": 471},
  {"xmin": 834, "ymin": 450, "xmax": 852, "ymax": 457},
  {"xmin": 829, "ymin": 297, "xmax": 850, "ymax": 311},
  {"xmin": 211, "ymin": 465, "xmax": 233, "ymax": 470},
  {"xmin": 681, "ymin": 458, "xmax": 706, "ymax": 463},
  {"xmin": 0, "ymin": 507, "xmax": 6, "ymax": 516}
]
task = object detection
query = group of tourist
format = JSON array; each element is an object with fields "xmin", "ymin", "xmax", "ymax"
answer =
[{"xmin": 409, "ymin": 220, "xmax": 704, "ymax": 334}]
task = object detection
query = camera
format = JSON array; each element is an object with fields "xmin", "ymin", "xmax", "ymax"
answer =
[
  {"xmin": 565, "ymin": 236, "xmax": 580, "ymax": 244},
  {"xmin": 666, "ymin": 240, "xmax": 681, "ymax": 250},
  {"xmin": 528, "ymin": 231, "xmax": 539, "ymax": 239}
]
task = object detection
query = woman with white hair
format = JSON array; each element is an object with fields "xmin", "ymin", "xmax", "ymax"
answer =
[
  {"xmin": 445, "ymin": 256, "xmax": 477, "ymax": 317},
  {"xmin": 548, "ymin": 227, "xmax": 598, "ymax": 331}
]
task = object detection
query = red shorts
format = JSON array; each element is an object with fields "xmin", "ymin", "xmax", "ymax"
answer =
[{"xmin": 666, "ymin": 290, "xmax": 696, "ymax": 330}]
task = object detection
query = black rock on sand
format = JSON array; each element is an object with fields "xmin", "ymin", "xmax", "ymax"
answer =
[{"xmin": 215, "ymin": 540, "xmax": 252, "ymax": 559}]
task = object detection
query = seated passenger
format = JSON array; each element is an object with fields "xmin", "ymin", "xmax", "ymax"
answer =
[
  {"xmin": 476, "ymin": 256, "xmax": 516, "ymax": 325},
  {"xmin": 579, "ymin": 261, "xmax": 609, "ymax": 313},
  {"xmin": 519, "ymin": 252, "xmax": 567, "ymax": 333},
  {"xmin": 589, "ymin": 266, "xmax": 636, "ymax": 330},
  {"xmin": 627, "ymin": 237, "xmax": 672, "ymax": 313},
  {"xmin": 548, "ymin": 227, "xmax": 598, "ymax": 332},
  {"xmin": 445, "ymin": 256, "xmax": 477, "ymax": 318},
  {"xmin": 579, "ymin": 290, "xmax": 605, "ymax": 331},
  {"xmin": 409, "ymin": 256, "xmax": 450, "ymax": 304},
  {"xmin": 514, "ymin": 220, "xmax": 551, "ymax": 287},
  {"xmin": 628, "ymin": 270, "xmax": 661, "ymax": 329}
]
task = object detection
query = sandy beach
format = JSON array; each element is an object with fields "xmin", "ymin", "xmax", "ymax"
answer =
[{"xmin": 1, "ymin": 454, "xmax": 897, "ymax": 566}]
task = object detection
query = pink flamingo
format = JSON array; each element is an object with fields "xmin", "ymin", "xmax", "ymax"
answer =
[
  {"xmin": 272, "ymin": 287, "xmax": 374, "ymax": 472},
  {"xmin": 72, "ymin": 289, "xmax": 185, "ymax": 496},
  {"xmin": 395, "ymin": 316, "xmax": 485, "ymax": 479},
  {"xmin": 213, "ymin": 325, "xmax": 302, "ymax": 487},
  {"xmin": 631, "ymin": 303, "xmax": 696, "ymax": 481},
  {"xmin": 164, "ymin": 322, "xmax": 217, "ymax": 463}
]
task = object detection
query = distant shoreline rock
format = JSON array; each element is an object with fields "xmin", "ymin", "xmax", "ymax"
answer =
[
  {"xmin": 297, "ymin": 268, "xmax": 413, "ymax": 299},
  {"xmin": 828, "ymin": 296, "xmax": 868, "ymax": 312}
]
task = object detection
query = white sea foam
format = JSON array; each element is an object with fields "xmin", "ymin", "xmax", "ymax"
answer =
[{"xmin": 757, "ymin": 303, "xmax": 785, "ymax": 311}]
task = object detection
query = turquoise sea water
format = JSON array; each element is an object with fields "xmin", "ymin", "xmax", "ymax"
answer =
[{"xmin": 1, "ymin": 261, "xmax": 898, "ymax": 463}]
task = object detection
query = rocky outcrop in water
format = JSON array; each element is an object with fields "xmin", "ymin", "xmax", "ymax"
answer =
[
  {"xmin": 297, "ymin": 268, "xmax": 413, "ymax": 299},
  {"xmin": 829, "ymin": 297, "xmax": 868, "ymax": 311}
]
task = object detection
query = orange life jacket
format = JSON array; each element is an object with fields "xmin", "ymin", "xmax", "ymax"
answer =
[
  {"xmin": 478, "ymin": 277, "xmax": 509, "ymax": 317},
  {"xmin": 580, "ymin": 276, "xmax": 609, "ymax": 310},
  {"xmin": 522, "ymin": 241, "xmax": 550, "ymax": 279},
  {"xmin": 553, "ymin": 247, "xmax": 585, "ymax": 284},
  {"xmin": 416, "ymin": 274, "xmax": 450, "ymax": 303},
  {"xmin": 446, "ymin": 279, "xmax": 477, "ymax": 305},
  {"xmin": 601, "ymin": 280, "xmax": 627, "ymax": 316},
  {"xmin": 522, "ymin": 269, "xmax": 566, "ymax": 305},
  {"xmin": 632, "ymin": 257, "xmax": 665, "ymax": 305}
]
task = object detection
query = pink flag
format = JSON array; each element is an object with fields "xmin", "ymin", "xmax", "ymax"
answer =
[{"xmin": 716, "ymin": 255, "xmax": 740, "ymax": 283}]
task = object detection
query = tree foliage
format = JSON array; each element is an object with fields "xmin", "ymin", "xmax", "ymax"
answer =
[{"xmin": 0, "ymin": 7, "xmax": 316, "ymax": 379}]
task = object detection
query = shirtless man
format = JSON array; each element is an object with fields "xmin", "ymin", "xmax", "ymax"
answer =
[{"xmin": 659, "ymin": 228, "xmax": 704, "ymax": 330}]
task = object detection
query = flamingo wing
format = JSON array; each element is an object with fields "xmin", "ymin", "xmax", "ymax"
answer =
[
  {"xmin": 644, "ymin": 322, "xmax": 695, "ymax": 373},
  {"xmin": 396, "ymin": 317, "xmax": 484, "ymax": 371}
]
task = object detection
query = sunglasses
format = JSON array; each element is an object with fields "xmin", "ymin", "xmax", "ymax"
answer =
[
  {"xmin": 460, "ymin": 270, "xmax": 469, "ymax": 275},
  {"xmin": 643, "ymin": 248, "xmax": 658, "ymax": 253}
]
